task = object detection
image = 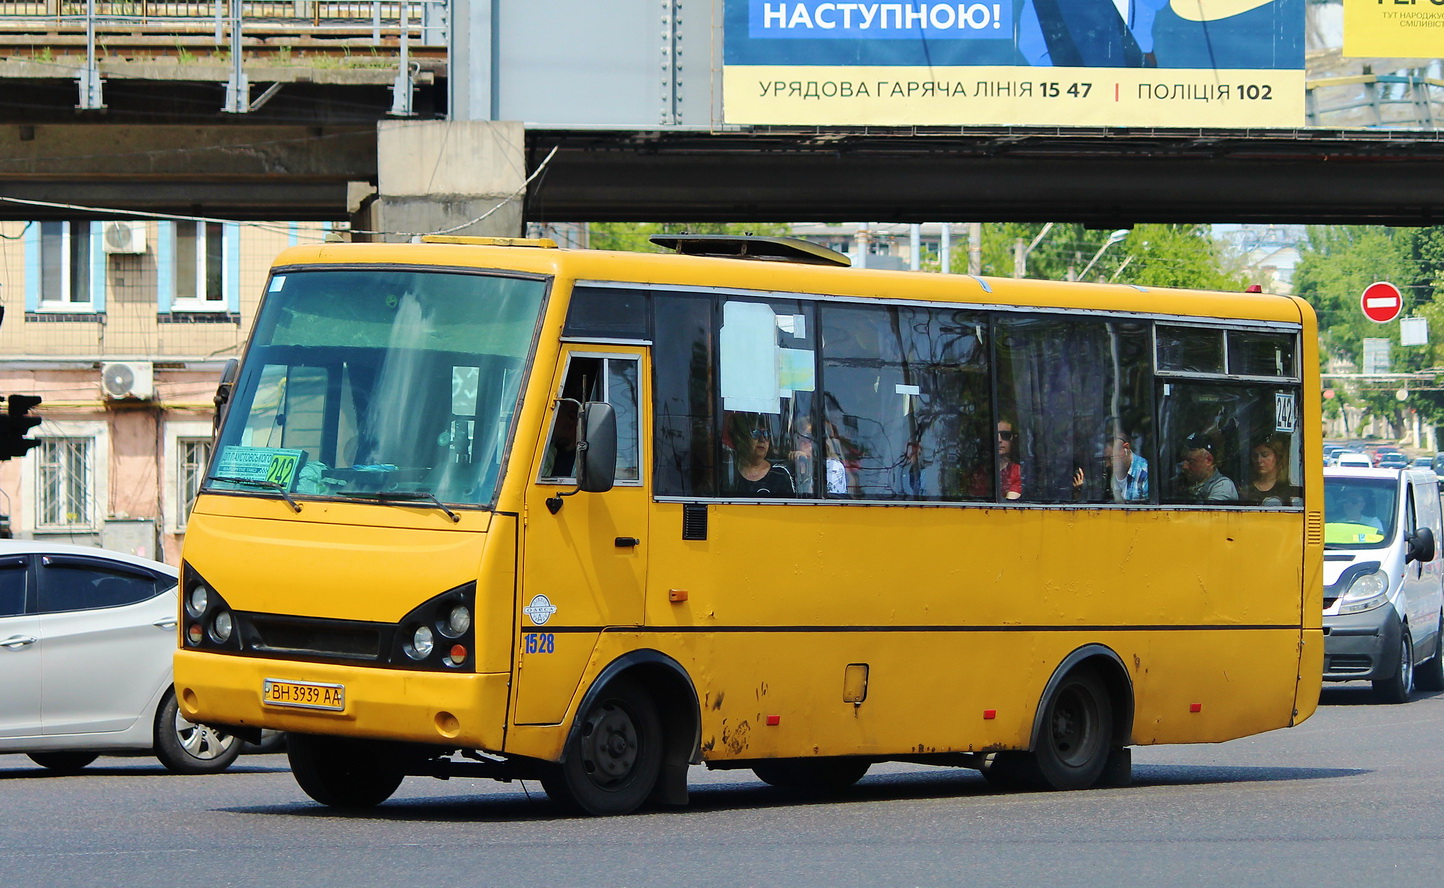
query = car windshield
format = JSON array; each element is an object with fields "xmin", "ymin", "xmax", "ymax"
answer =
[
  {"xmin": 207, "ymin": 268, "xmax": 547, "ymax": 508},
  {"xmin": 1324, "ymin": 476, "xmax": 1399, "ymax": 548}
]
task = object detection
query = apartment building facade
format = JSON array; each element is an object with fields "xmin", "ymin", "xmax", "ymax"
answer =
[{"xmin": 0, "ymin": 218, "xmax": 332, "ymax": 564}]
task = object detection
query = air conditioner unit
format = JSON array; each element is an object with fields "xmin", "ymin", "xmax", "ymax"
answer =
[
  {"xmin": 101, "ymin": 362, "xmax": 154, "ymax": 401},
  {"xmin": 102, "ymin": 220, "xmax": 147, "ymax": 255}
]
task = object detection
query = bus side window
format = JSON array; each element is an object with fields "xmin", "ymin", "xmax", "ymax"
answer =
[{"xmin": 994, "ymin": 317, "xmax": 1151, "ymax": 504}]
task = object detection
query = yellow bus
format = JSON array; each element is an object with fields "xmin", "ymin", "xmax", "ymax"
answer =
[{"xmin": 174, "ymin": 234, "xmax": 1323, "ymax": 814}]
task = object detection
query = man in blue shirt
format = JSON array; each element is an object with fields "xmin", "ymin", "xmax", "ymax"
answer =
[{"xmin": 1106, "ymin": 432, "xmax": 1150, "ymax": 503}]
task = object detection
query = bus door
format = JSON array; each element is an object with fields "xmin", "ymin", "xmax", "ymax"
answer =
[{"xmin": 516, "ymin": 349, "xmax": 648, "ymax": 724}]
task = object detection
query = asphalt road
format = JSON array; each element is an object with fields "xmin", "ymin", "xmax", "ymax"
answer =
[{"xmin": 3, "ymin": 683, "xmax": 1441, "ymax": 888}]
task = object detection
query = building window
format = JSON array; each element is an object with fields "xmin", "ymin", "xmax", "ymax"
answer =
[
  {"xmin": 159, "ymin": 221, "xmax": 238, "ymax": 315},
  {"xmin": 164, "ymin": 421, "xmax": 214, "ymax": 534},
  {"xmin": 25, "ymin": 221, "xmax": 103, "ymax": 313},
  {"xmin": 35, "ymin": 438, "xmax": 93, "ymax": 529},
  {"xmin": 173, "ymin": 222, "xmax": 225, "ymax": 308},
  {"xmin": 177, "ymin": 438, "xmax": 212, "ymax": 528}
]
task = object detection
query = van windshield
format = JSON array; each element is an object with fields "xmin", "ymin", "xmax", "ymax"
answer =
[
  {"xmin": 206, "ymin": 268, "xmax": 547, "ymax": 508},
  {"xmin": 1324, "ymin": 477, "xmax": 1398, "ymax": 548}
]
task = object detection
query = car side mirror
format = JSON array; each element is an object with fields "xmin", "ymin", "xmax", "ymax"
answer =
[
  {"xmin": 1410, "ymin": 526, "xmax": 1436, "ymax": 564},
  {"xmin": 576, "ymin": 401, "xmax": 617, "ymax": 494}
]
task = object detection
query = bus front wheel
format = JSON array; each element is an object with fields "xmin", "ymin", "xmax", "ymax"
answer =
[
  {"xmin": 1030, "ymin": 668, "xmax": 1113, "ymax": 791},
  {"xmin": 541, "ymin": 678, "xmax": 662, "ymax": 816},
  {"xmin": 288, "ymin": 733, "xmax": 404, "ymax": 808}
]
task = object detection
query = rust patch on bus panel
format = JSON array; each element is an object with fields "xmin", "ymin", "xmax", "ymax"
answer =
[{"xmin": 720, "ymin": 718, "xmax": 751, "ymax": 755}]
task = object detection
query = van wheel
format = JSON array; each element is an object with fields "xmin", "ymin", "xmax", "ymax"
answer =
[
  {"xmin": 1030, "ymin": 669, "xmax": 1114, "ymax": 790},
  {"xmin": 540, "ymin": 678, "xmax": 661, "ymax": 816},
  {"xmin": 288, "ymin": 733, "xmax": 404, "ymax": 807},
  {"xmin": 27, "ymin": 752, "xmax": 99, "ymax": 773},
  {"xmin": 1414, "ymin": 614, "xmax": 1444, "ymax": 693},
  {"xmin": 154, "ymin": 689, "xmax": 242, "ymax": 774},
  {"xmin": 752, "ymin": 758, "xmax": 869, "ymax": 794},
  {"xmin": 1374, "ymin": 627, "xmax": 1415, "ymax": 704}
]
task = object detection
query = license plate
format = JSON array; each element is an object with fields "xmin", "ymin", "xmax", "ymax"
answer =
[{"xmin": 262, "ymin": 678, "xmax": 345, "ymax": 712}]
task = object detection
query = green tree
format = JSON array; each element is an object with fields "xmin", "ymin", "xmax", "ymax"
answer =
[
  {"xmin": 1293, "ymin": 225, "xmax": 1421, "ymax": 437},
  {"xmin": 949, "ymin": 223, "xmax": 1244, "ymax": 289}
]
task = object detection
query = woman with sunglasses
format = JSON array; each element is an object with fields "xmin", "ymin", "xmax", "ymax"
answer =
[
  {"xmin": 726, "ymin": 412, "xmax": 796, "ymax": 497},
  {"xmin": 996, "ymin": 420, "xmax": 1023, "ymax": 500}
]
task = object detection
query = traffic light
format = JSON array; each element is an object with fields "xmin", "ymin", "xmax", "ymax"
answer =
[{"xmin": 0, "ymin": 394, "xmax": 42, "ymax": 460}]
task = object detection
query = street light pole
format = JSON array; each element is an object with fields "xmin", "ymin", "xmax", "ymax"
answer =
[
  {"xmin": 1013, "ymin": 221, "xmax": 1054, "ymax": 278},
  {"xmin": 1079, "ymin": 229, "xmax": 1130, "ymax": 280}
]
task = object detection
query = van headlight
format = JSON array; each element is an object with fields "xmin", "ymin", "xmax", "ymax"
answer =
[{"xmin": 1339, "ymin": 570, "xmax": 1390, "ymax": 614}]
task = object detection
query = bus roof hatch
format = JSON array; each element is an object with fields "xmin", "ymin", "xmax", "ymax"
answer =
[{"xmin": 649, "ymin": 234, "xmax": 851, "ymax": 267}]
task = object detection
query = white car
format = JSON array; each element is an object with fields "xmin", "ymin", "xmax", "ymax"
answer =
[
  {"xmin": 0, "ymin": 541, "xmax": 240, "ymax": 774},
  {"xmin": 1335, "ymin": 452, "xmax": 1373, "ymax": 468}
]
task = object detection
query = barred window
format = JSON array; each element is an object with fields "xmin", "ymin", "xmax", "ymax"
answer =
[
  {"xmin": 178, "ymin": 438, "xmax": 213, "ymax": 528},
  {"xmin": 36, "ymin": 438, "xmax": 93, "ymax": 528}
]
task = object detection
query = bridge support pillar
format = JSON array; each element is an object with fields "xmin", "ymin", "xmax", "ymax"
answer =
[{"xmin": 356, "ymin": 120, "xmax": 526, "ymax": 242}]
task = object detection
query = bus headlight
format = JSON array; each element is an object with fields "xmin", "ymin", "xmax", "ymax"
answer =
[
  {"xmin": 405, "ymin": 625, "xmax": 435, "ymax": 660},
  {"xmin": 210, "ymin": 610, "xmax": 233, "ymax": 643},
  {"xmin": 443, "ymin": 604, "xmax": 472, "ymax": 638},
  {"xmin": 1340, "ymin": 571, "xmax": 1390, "ymax": 614},
  {"xmin": 187, "ymin": 584, "xmax": 209, "ymax": 618}
]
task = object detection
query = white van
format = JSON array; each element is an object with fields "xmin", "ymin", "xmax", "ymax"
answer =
[{"xmin": 1323, "ymin": 467, "xmax": 1444, "ymax": 702}]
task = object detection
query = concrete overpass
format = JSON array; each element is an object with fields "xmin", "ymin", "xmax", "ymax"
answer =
[{"xmin": 0, "ymin": 0, "xmax": 1441, "ymax": 232}]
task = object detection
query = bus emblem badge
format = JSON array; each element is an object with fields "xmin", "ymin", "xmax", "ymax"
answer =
[{"xmin": 524, "ymin": 594, "xmax": 558, "ymax": 625}]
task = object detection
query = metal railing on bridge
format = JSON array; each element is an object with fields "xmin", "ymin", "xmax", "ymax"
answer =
[{"xmin": 0, "ymin": 0, "xmax": 447, "ymax": 114}]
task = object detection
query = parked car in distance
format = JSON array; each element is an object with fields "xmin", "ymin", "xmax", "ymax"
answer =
[
  {"xmin": 1324, "ymin": 445, "xmax": 1348, "ymax": 466},
  {"xmin": 1413, "ymin": 457, "xmax": 1435, "ymax": 469},
  {"xmin": 1378, "ymin": 452, "xmax": 1411, "ymax": 469},
  {"xmin": 1336, "ymin": 452, "xmax": 1373, "ymax": 468},
  {"xmin": 1323, "ymin": 467, "xmax": 1444, "ymax": 702},
  {"xmin": 0, "ymin": 541, "xmax": 241, "ymax": 774}
]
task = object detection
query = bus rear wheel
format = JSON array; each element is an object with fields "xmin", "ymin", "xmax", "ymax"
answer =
[
  {"xmin": 541, "ymin": 678, "xmax": 662, "ymax": 816},
  {"xmin": 288, "ymin": 733, "xmax": 404, "ymax": 808},
  {"xmin": 752, "ymin": 758, "xmax": 870, "ymax": 794},
  {"xmin": 1030, "ymin": 668, "xmax": 1113, "ymax": 790}
]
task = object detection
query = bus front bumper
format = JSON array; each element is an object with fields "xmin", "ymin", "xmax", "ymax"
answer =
[{"xmin": 174, "ymin": 649, "xmax": 510, "ymax": 751}]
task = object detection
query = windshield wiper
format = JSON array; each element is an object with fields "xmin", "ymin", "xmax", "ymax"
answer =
[
  {"xmin": 350, "ymin": 491, "xmax": 461, "ymax": 523},
  {"xmin": 209, "ymin": 476, "xmax": 303, "ymax": 513}
]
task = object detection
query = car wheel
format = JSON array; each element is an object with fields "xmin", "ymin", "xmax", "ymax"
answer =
[
  {"xmin": 154, "ymin": 689, "xmax": 243, "ymax": 774},
  {"xmin": 540, "ymin": 678, "xmax": 662, "ymax": 816},
  {"xmin": 1374, "ymin": 627, "xmax": 1415, "ymax": 704},
  {"xmin": 288, "ymin": 733, "xmax": 404, "ymax": 808},
  {"xmin": 752, "ymin": 758, "xmax": 870, "ymax": 794},
  {"xmin": 27, "ymin": 752, "xmax": 99, "ymax": 774},
  {"xmin": 1414, "ymin": 613, "xmax": 1444, "ymax": 693}
]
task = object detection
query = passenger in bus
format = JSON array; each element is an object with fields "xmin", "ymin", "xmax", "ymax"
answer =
[
  {"xmin": 1243, "ymin": 433, "xmax": 1301, "ymax": 506},
  {"xmin": 897, "ymin": 440, "xmax": 925, "ymax": 499},
  {"xmin": 726, "ymin": 412, "xmax": 796, "ymax": 497},
  {"xmin": 791, "ymin": 418, "xmax": 849, "ymax": 495},
  {"xmin": 996, "ymin": 420, "xmax": 1023, "ymax": 500},
  {"xmin": 1180, "ymin": 434, "xmax": 1238, "ymax": 502},
  {"xmin": 1071, "ymin": 423, "xmax": 1149, "ymax": 503}
]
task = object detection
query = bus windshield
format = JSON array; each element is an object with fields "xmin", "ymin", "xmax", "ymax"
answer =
[
  {"xmin": 1324, "ymin": 476, "xmax": 1399, "ymax": 548},
  {"xmin": 207, "ymin": 268, "xmax": 547, "ymax": 508}
]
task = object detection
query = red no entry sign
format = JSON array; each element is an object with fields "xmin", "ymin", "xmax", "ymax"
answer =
[{"xmin": 1362, "ymin": 281, "xmax": 1403, "ymax": 323}]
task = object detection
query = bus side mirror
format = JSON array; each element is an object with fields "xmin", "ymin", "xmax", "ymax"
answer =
[
  {"xmin": 576, "ymin": 401, "xmax": 616, "ymax": 494},
  {"xmin": 1409, "ymin": 526, "xmax": 1436, "ymax": 564},
  {"xmin": 212, "ymin": 358, "xmax": 239, "ymax": 440}
]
